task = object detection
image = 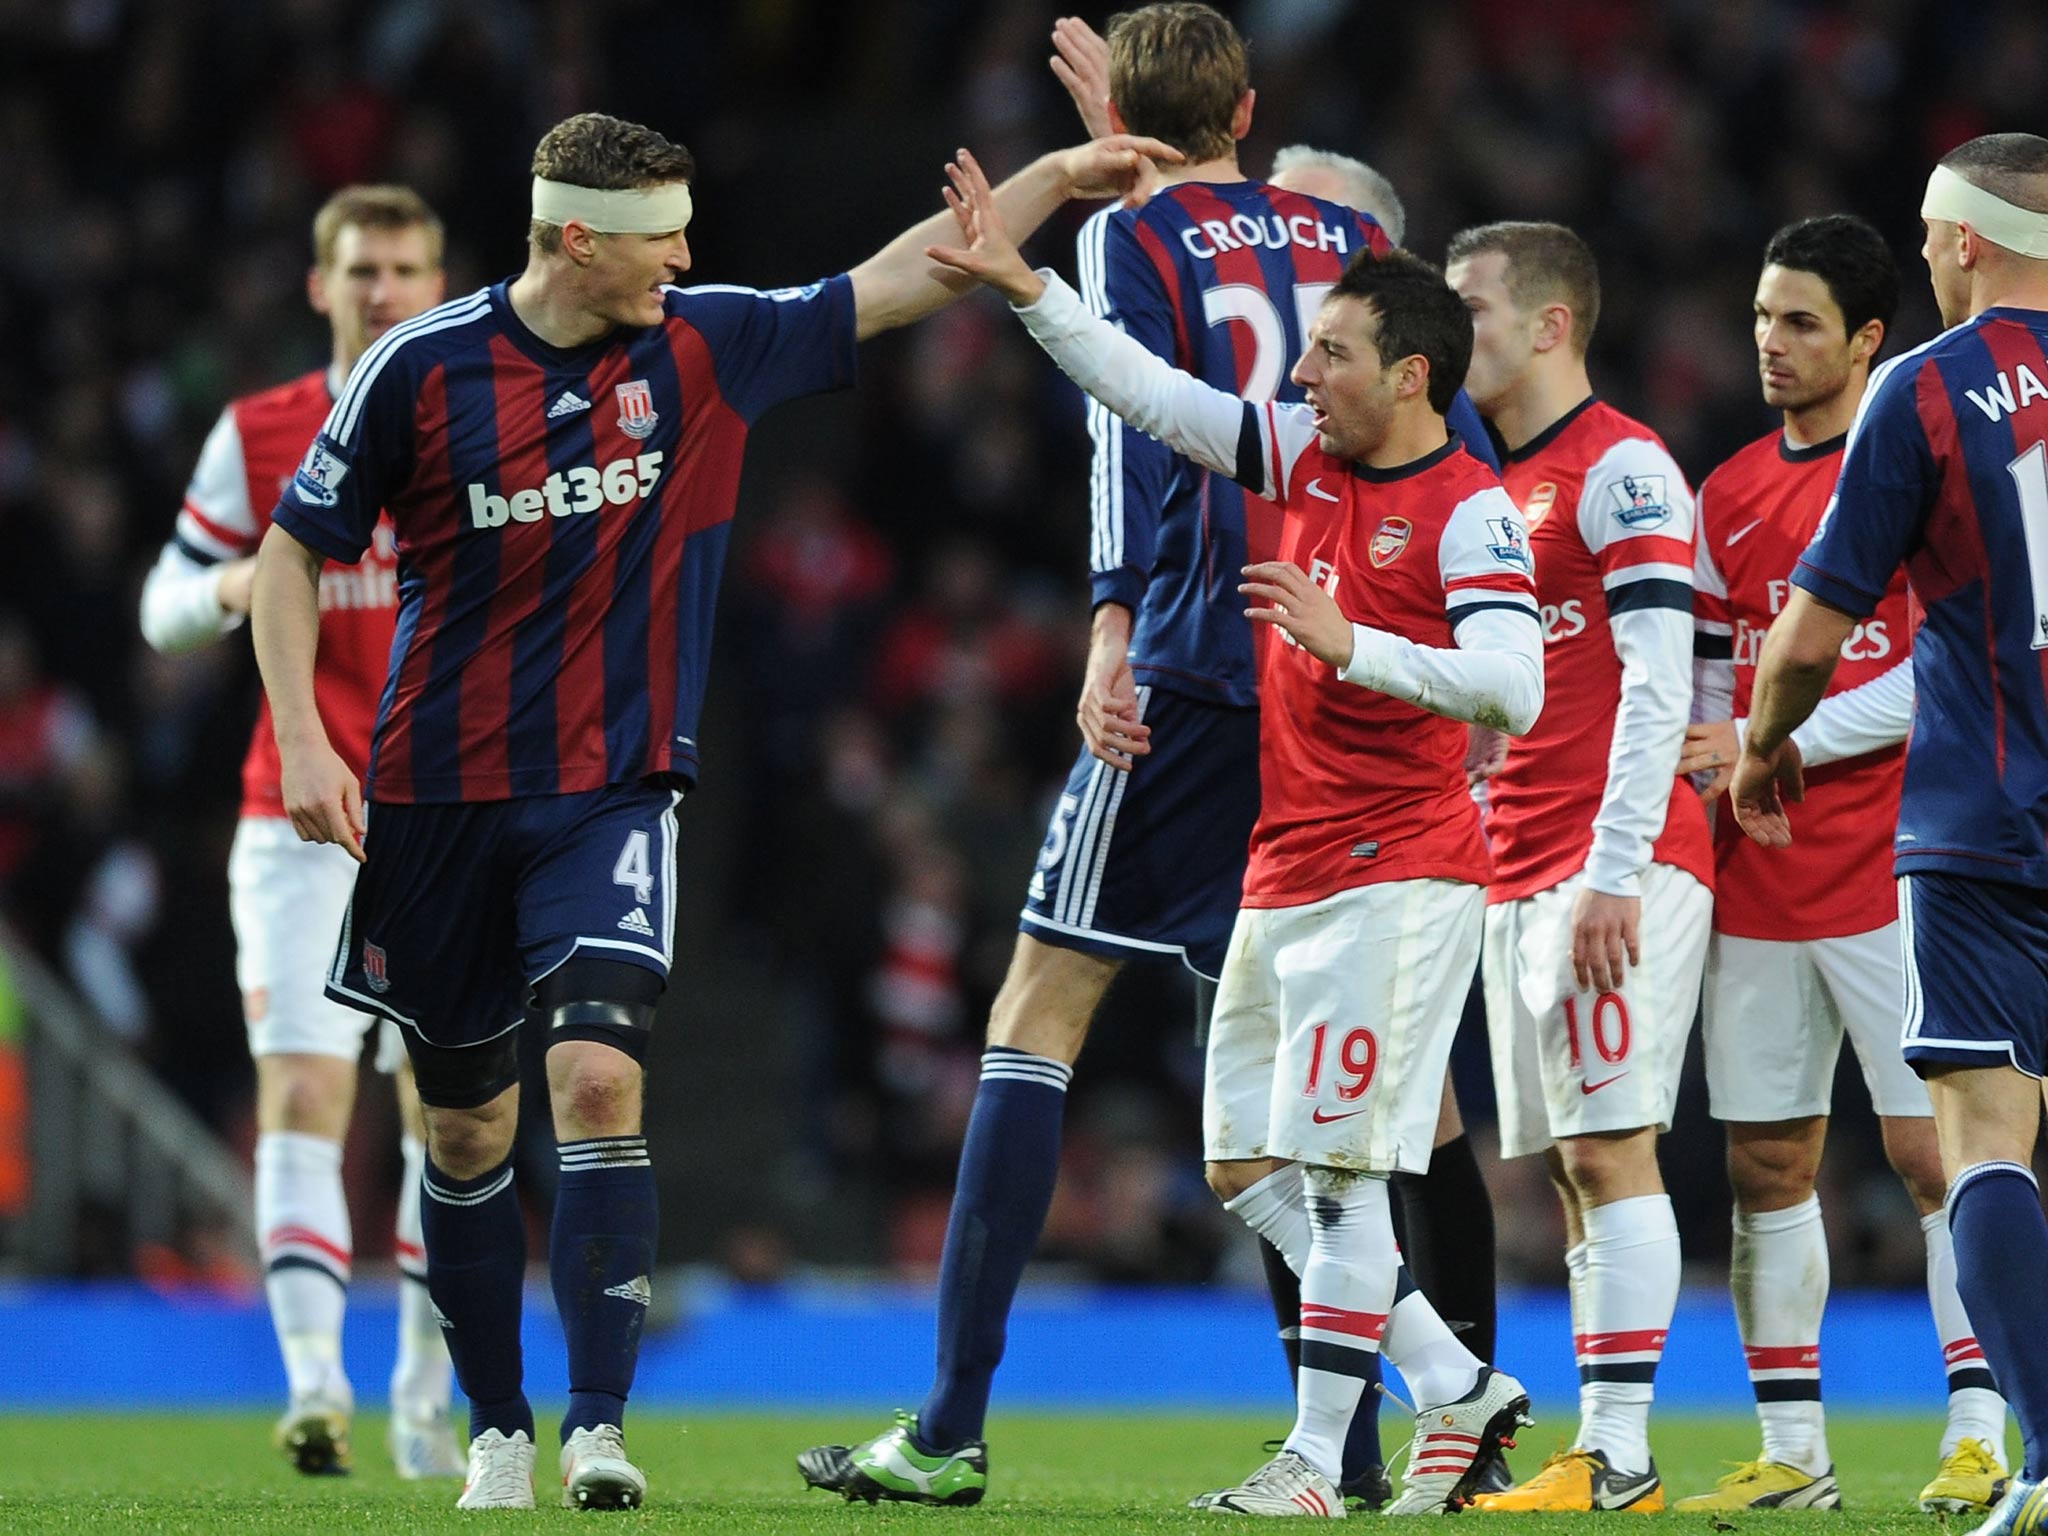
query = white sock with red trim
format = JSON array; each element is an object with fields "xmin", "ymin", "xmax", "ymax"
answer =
[
  {"xmin": 1732, "ymin": 1196, "xmax": 1830, "ymax": 1474},
  {"xmin": 1282, "ymin": 1169, "xmax": 1397, "ymax": 1494},
  {"xmin": 389, "ymin": 1133, "xmax": 453, "ymax": 1415},
  {"xmin": 256, "ymin": 1130, "xmax": 353, "ymax": 1405},
  {"xmin": 1924, "ymin": 1209, "xmax": 2010, "ymax": 1458},
  {"xmin": 1574, "ymin": 1194, "xmax": 1677, "ymax": 1475}
]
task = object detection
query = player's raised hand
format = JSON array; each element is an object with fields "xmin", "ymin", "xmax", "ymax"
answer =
[
  {"xmin": 1731, "ymin": 735, "xmax": 1804, "ymax": 848},
  {"xmin": 1057, "ymin": 133, "xmax": 1183, "ymax": 209},
  {"xmin": 1678, "ymin": 717, "xmax": 1739, "ymax": 801},
  {"xmin": 1050, "ymin": 16, "xmax": 1114, "ymax": 140},
  {"xmin": 1570, "ymin": 888, "xmax": 1640, "ymax": 995},
  {"xmin": 1241, "ymin": 561, "xmax": 1354, "ymax": 669},
  {"xmin": 280, "ymin": 737, "xmax": 367, "ymax": 863},
  {"xmin": 926, "ymin": 149, "xmax": 1045, "ymax": 305}
]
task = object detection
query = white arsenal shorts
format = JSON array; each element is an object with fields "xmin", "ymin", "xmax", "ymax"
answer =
[
  {"xmin": 1204, "ymin": 879, "xmax": 1482, "ymax": 1175},
  {"xmin": 1484, "ymin": 863, "xmax": 1711, "ymax": 1159},
  {"xmin": 229, "ymin": 817, "xmax": 397, "ymax": 1067},
  {"xmin": 1703, "ymin": 924, "xmax": 1928, "ymax": 1121}
]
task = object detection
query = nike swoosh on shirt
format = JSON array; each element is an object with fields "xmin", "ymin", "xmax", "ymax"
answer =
[
  {"xmin": 1580, "ymin": 1071, "xmax": 1629, "ymax": 1095},
  {"xmin": 1310, "ymin": 1106, "xmax": 1367, "ymax": 1124},
  {"xmin": 1726, "ymin": 519, "xmax": 1765, "ymax": 545},
  {"xmin": 1306, "ymin": 479, "xmax": 1341, "ymax": 503}
]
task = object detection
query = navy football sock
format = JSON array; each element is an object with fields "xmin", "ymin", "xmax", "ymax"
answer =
[
  {"xmin": 1393, "ymin": 1133, "xmax": 1498, "ymax": 1363},
  {"xmin": 553, "ymin": 1136, "xmax": 658, "ymax": 1440},
  {"xmin": 422, "ymin": 1155, "xmax": 533, "ymax": 1441},
  {"xmin": 1948, "ymin": 1162, "xmax": 2044, "ymax": 1477},
  {"xmin": 916, "ymin": 1047, "xmax": 1072, "ymax": 1451}
]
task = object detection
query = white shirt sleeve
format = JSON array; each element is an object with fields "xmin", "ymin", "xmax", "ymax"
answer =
[
  {"xmin": 1012, "ymin": 271, "xmax": 1320, "ymax": 498},
  {"xmin": 1578, "ymin": 437, "xmax": 1699, "ymax": 898},
  {"xmin": 1690, "ymin": 486, "xmax": 1735, "ymax": 724},
  {"xmin": 139, "ymin": 540, "xmax": 242, "ymax": 654},
  {"xmin": 1734, "ymin": 655, "xmax": 1915, "ymax": 768},
  {"xmin": 1339, "ymin": 484, "xmax": 1545, "ymax": 730},
  {"xmin": 140, "ymin": 407, "xmax": 254, "ymax": 654}
]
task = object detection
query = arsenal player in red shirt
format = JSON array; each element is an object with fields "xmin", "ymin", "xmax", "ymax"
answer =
[
  {"xmin": 138, "ymin": 185, "xmax": 460, "ymax": 1480},
  {"xmin": 1673, "ymin": 216, "xmax": 2007, "ymax": 1515}
]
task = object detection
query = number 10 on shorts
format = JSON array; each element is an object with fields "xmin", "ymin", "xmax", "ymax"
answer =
[{"xmin": 1302, "ymin": 1022, "xmax": 1378, "ymax": 1102}]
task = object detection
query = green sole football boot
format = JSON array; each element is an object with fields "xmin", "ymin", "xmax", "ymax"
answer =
[{"xmin": 798, "ymin": 1411, "xmax": 988, "ymax": 1506}]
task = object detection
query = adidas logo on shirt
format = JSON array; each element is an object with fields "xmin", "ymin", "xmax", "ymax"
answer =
[
  {"xmin": 547, "ymin": 390, "xmax": 593, "ymax": 419},
  {"xmin": 618, "ymin": 908, "xmax": 655, "ymax": 937},
  {"xmin": 604, "ymin": 1274, "xmax": 653, "ymax": 1307}
]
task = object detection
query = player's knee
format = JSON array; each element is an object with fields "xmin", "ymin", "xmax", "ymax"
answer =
[
  {"xmin": 1556, "ymin": 1130, "xmax": 1657, "ymax": 1205},
  {"xmin": 425, "ymin": 1099, "xmax": 516, "ymax": 1179},
  {"xmin": 549, "ymin": 1043, "xmax": 643, "ymax": 1137},
  {"xmin": 1727, "ymin": 1135, "xmax": 1819, "ymax": 1209},
  {"xmin": 256, "ymin": 1053, "xmax": 353, "ymax": 1137},
  {"xmin": 1206, "ymin": 1157, "xmax": 1283, "ymax": 1203}
]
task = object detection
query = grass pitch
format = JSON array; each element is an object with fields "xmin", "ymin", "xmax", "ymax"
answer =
[{"xmin": 0, "ymin": 1408, "xmax": 1992, "ymax": 1533}]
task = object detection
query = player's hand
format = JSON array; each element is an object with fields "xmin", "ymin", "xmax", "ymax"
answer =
[
  {"xmin": 1465, "ymin": 724, "xmax": 1509, "ymax": 785},
  {"xmin": 280, "ymin": 736, "xmax": 367, "ymax": 863},
  {"xmin": 1677, "ymin": 718, "xmax": 1738, "ymax": 801},
  {"xmin": 1570, "ymin": 888, "xmax": 1641, "ymax": 995},
  {"xmin": 1731, "ymin": 736, "xmax": 1804, "ymax": 848},
  {"xmin": 1054, "ymin": 133, "xmax": 1183, "ymax": 209},
  {"xmin": 1077, "ymin": 644, "xmax": 1151, "ymax": 771},
  {"xmin": 214, "ymin": 556, "xmax": 258, "ymax": 616},
  {"xmin": 1240, "ymin": 561, "xmax": 1354, "ymax": 669},
  {"xmin": 1050, "ymin": 16, "xmax": 1114, "ymax": 139},
  {"xmin": 926, "ymin": 149, "xmax": 1044, "ymax": 305}
]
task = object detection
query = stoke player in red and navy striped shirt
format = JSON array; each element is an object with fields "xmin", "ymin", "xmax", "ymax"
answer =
[
  {"xmin": 1736, "ymin": 132, "xmax": 2048, "ymax": 1534},
  {"xmin": 248, "ymin": 112, "xmax": 1182, "ymax": 1511}
]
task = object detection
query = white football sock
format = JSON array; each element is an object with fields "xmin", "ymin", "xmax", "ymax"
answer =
[
  {"xmin": 1282, "ymin": 1169, "xmax": 1397, "ymax": 1484},
  {"xmin": 1223, "ymin": 1164, "xmax": 1310, "ymax": 1274},
  {"xmin": 389, "ymin": 1133, "xmax": 452, "ymax": 1414},
  {"xmin": 1383, "ymin": 1279, "xmax": 1482, "ymax": 1411},
  {"xmin": 1924, "ymin": 1209, "xmax": 2010, "ymax": 1458},
  {"xmin": 1574, "ymin": 1194, "xmax": 1678, "ymax": 1475},
  {"xmin": 1732, "ymin": 1196, "xmax": 1830, "ymax": 1474},
  {"xmin": 256, "ymin": 1130, "xmax": 352, "ymax": 1405}
]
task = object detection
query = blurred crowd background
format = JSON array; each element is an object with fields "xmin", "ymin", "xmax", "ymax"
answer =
[{"xmin": 0, "ymin": 0, "xmax": 2038, "ymax": 1292}]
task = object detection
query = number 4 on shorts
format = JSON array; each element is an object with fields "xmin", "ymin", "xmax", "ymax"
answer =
[{"xmin": 613, "ymin": 830, "xmax": 654, "ymax": 906}]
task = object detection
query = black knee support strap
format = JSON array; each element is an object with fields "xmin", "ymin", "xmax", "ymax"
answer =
[
  {"xmin": 537, "ymin": 957, "xmax": 664, "ymax": 1062},
  {"xmin": 407, "ymin": 1027, "xmax": 522, "ymax": 1111}
]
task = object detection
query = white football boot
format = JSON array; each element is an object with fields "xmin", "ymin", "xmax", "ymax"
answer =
[
  {"xmin": 389, "ymin": 1402, "xmax": 467, "ymax": 1480},
  {"xmin": 1384, "ymin": 1366, "xmax": 1533, "ymax": 1514},
  {"xmin": 561, "ymin": 1423, "xmax": 648, "ymax": 1510},
  {"xmin": 457, "ymin": 1427, "xmax": 537, "ymax": 1509},
  {"xmin": 1204, "ymin": 1450, "xmax": 1346, "ymax": 1517}
]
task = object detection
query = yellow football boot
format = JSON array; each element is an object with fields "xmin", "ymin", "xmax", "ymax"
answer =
[
  {"xmin": 1470, "ymin": 1447, "xmax": 1663, "ymax": 1513},
  {"xmin": 1673, "ymin": 1459, "xmax": 1841, "ymax": 1511},
  {"xmin": 1920, "ymin": 1437, "xmax": 2009, "ymax": 1513}
]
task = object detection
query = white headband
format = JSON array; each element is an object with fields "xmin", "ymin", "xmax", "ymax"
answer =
[
  {"xmin": 530, "ymin": 177, "xmax": 692, "ymax": 235},
  {"xmin": 1922, "ymin": 164, "xmax": 2048, "ymax": 259}
]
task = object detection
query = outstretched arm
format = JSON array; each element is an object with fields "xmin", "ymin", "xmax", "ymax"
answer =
[
  {"xmin": 928, "ymin": 149, "xmax": 1283, "ymax": 490},
  {"xmin": 848, "ymin": 135, "xmax": 1178, "ymax": 340}
]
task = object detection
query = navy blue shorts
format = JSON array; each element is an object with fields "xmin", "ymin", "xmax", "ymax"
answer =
[
  {"xmin": 1019, "ymin": 686, "xmax": 1258, "ymax": 981},
  {"xmin": 1901, "ymin": 870, "xmax": 2048, "ymax": 1079},
  {"xmin": 327, "ymin": 782, "xmax": 681, "ymax": 1051}
]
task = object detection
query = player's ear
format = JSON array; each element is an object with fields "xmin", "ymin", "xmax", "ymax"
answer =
[
  {"xmin": 1106, "ymin": 99, "xmax": 1128, "ymax": 136},
  {"xmin": 1850, "ymin": 317, "xmax": 1884, "ymax": 366},
  {"xmin": 561, "ymin": 220, "xmax": 602, "ymax": 267},
  {"xmin": 306, "ymin": 265, "xmax": 331, "ymax": 317},
  {"xmin": 1534, "ymin": 301, "xmax": 1572, "ymax": 356},
  {"xmin": 1231, "ymin": 89, "xmax": 1255, "ymax": 143},
  {"xmin": 1397, "ymin": 353, "xmax": 1429, "ymax": 403}
]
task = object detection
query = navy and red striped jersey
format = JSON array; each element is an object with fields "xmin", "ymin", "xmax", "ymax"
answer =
[
  {"xmin": 1796, "ymin": 306, "xmax": 2048, "ymax": 887},
  {"xmin": 274, "ymin": 275, "xmax": 857, "ymax": 803},
  {"xmin": 1080, "ymin": 180, "xmax": 1494, "ymax": 709}
]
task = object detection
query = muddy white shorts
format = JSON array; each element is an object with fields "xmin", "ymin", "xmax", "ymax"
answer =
[
  {"xmin": 1484, "ymin": 863, "xmax": 1711, "ymax": 1159},
  {"xmin": 1203, "ymin": 879, "xmax": 1483, "ymax": 1175}
]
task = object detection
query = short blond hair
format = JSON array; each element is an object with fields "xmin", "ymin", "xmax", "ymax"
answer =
[
  {"xmin": 1107, "ymin": 3, "xmax": 1249, "ymax": 165},
  {"xmin": 312, "ymin": 185, "xmax": 443, "ymax": 271}
]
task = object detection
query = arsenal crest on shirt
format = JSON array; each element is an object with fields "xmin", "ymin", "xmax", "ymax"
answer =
[
  {"xmin": 615, "ymin": 380, "xmax": 659, "ymax": 441},
  {"xmin": 1369, "ymin": 516, "xmax": 1412, "ymax": 568}
]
